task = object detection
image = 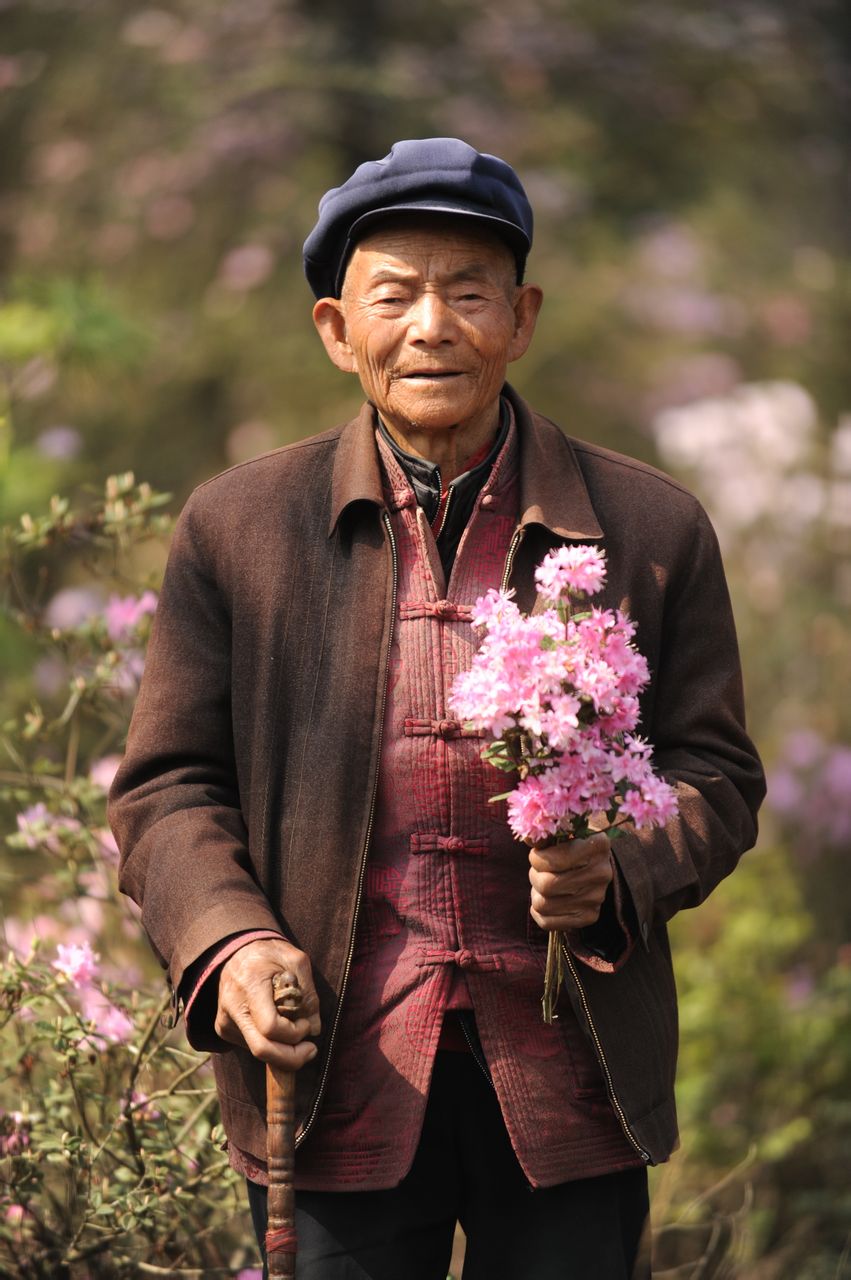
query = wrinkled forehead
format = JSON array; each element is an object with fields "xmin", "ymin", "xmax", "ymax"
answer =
[{"xmin": 341, "ymin": 212, "xmax": 517, "ymax": 290}]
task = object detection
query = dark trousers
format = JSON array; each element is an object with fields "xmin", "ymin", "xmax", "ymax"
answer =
[{"xmin": 248, "ymin": 1049, "xmax": 650, "ymax": 1280}]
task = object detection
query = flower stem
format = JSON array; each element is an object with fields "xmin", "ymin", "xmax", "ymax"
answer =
[{"xmin": 542, "ymin": 930, "xmax": 566, "ymax": 1024}]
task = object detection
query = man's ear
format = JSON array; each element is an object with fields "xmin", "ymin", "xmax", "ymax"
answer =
[
  {"xmin": 313, "ymin": 298, "xmax": 358, "ymax": 373},
  {"xmin": 507, "ymin": 283, "xmax": 544, "ymax": 364}
]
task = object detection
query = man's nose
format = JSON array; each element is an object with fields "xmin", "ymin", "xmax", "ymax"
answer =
[{"xmin": 407, "ymin": 293, "xmax": 458, "ymax": 344}]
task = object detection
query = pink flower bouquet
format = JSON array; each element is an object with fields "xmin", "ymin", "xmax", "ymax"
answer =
[{"xmin": 450, "ymin": 545, "xmax": 678, "ymax": 1021}]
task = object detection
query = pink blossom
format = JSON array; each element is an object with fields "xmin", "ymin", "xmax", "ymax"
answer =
[
  {"xmin": 37, "ymin": 424, "xmax": 81, "ymax": 460},
  {"xmin": 618, "ymin": 774, "xmax": 679, "ymax": 829},
  {"xmin": 121, "ymin": 1091, "xmax": 162, "ymax": 1122},
  {"xmin": 104, "ymin": 590, "xmax": 158, "ymax": 642},
  {"xmin": 538, "ymin": 694, "xmax": 581, "ymax": 751},
  {"xmin": 0, "ymin": 1110, "xmax": 30, "ymax": 1156},
  {"xmin": 62, "ymin": 892, "xmax": 105, "ymax": 938},
  {"xmin": 609, "ymin": 736, "xmax": 654, "ymax": 786},
  {"xmin": 781, "ymin": 728, "xmax": 824, "ymax": 769},
  {"xmin": 784, "ymin": 966, "xmax": 815, "ymax": 1009},
  {"xmin": 572, "ymin": 657, "xmax": 621, "ymax": 713},
  {"xmin": 766, "ymin": 767, "xmax": 803, "ymax": 816},
  {"xmin": 823, "ymin": 747, "xmax": 851, "ymax": 798},
  {"xmin": 218, "ymin": 243, "xmax": 276, "ymax": 292},
  {"xmin": 507, "ymin": 775, "xmax": 562, "ymax": 845},
  {"xmin": 78, "ymin": 987, "xmax": 134, "ymax": 1045},
  {"xmin": 16, "ymin": 804, "xmax": 82, "ymax": 853},
  {"xmin": 52, "ymin": 940, "xmax": 99, "ymax": 988},
  {"xmin": 43, "ymin": 586, "xmax": 103, "ymax": 630},
  {"xmin": 108, "ymin": 647, "xmax": 147, "ymax": 695},
  {"xmin": 470, "ymin": 587, "xmax": 519, "ymax": 629},
  {"xmin": 89, "ymin": 754, "xmax": 122, "ymax": 791},
  {"xmin": 768, "ymin": 731, "xmax": 851, "ymax": 854},
  {"xmin": 3, "ymin": 913, "xmax": 63, "ymax": 959},
  {"xmin": 534, "ymin": 545, "xmax": 607, "ymax": 600},
  {"xmin": 451, "ymin": 544, "xmax": 678, "ymax": 850},
  {"xmin": 95, "ymin": 827, "xmax": 120, "ymax": 864}
]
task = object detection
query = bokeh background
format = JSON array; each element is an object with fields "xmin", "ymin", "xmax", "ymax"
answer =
[{"xmin": 1, "ymin": 1, "xmax": 849, "ymax": 1276}]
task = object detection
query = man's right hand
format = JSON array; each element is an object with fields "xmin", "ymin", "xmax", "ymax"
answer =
[{"xmin": 215, "ymin": 937, "xmax": 321, "ymax": 1070}]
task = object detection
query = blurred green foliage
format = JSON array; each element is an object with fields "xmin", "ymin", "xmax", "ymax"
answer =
[{"xmin": 1, "ymin": 1, "xmax": 849, "ymax": 1275}]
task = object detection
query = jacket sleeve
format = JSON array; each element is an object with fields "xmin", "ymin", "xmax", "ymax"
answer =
[
  {"xmin": 108, "ymin": 491, "xmax": 283, "ymax": 995},
  {"xmin": 181, "ymin": 929, "xmax": 285, "ymax": 1051},
  {"xmin": 607, "ymin": 502, "xmax": 766, "ymax": 950}
]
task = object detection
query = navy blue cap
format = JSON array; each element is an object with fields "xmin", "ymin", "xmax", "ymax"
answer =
[{"xmin": 303, "ymin": 137, "xmax": 533, "ymax": 298}]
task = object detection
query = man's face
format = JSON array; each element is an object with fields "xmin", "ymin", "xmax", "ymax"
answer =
[{"xmin": 313, "ymin": 217, "xmax": 542, "ymax": 443}]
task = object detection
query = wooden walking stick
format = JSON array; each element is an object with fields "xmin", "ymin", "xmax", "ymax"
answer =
[{"xmin": 265, "ymin": 970, "xmax": 304, "ymax": 1279}]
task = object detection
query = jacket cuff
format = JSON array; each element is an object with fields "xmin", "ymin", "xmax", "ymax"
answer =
[
  {"xmin": 181, "ymin": 930, "xmax": 286, "ymax": 1052},
  {"xmin": 565, "ymin": 860, "xmax": 637, "ymax": 974}
]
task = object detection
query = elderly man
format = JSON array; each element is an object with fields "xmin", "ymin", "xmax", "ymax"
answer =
[{"xmin": 110, "ymin": 138, "xmax": 765, "ymax": 1279}]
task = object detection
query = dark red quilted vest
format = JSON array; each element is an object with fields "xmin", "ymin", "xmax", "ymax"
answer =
[{"xmin": 294, "ymin": 413, "xmax": 641, "ymax": 1191}]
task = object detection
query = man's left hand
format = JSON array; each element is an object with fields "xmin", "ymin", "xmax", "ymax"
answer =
[{"xmin": 528, "ymin": 833, "xmax": 613, "ymax": 931}]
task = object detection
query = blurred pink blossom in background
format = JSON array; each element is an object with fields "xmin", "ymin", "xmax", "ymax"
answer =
[
  {"xmin": 0, "ymin": 1110, "xmax": 31, "ymax": 1157},
  {"xmin": 217, "ymin": 243, "xmax": 276, "ymax": 292},
  {"xmin": 36, "ymin": 424, "xmax": 82, "ymax": 460},
  {"xmin": 90, "ymin": 755, "xmax": 122, "ymax": 791},
  {"xmin": 16, "ymin": 804, "xmax": 81, "ymax": 853},
  {"xmin": 768, "ymin": 729, "xmax": 851, "ymax": 855},
  {"xmin": 3, "ymin": 913, "xmax": 63, "ymax": 959},
  {"xmin": 52, "ymin": 940, "xmax": 99, "ymax": 988},
  {"xmin": 121, "ymin": 1091, "xmax": 162, "ymax": 1122},
  {"xmin": 79, "ymin": 987, "xmax": 134, "ymax": 1045},
  {"xmin": 43, "ymin": 586, "xmax": 104, "ymax": 630},
  {"xmin": 95, "ymin": 827, "xmax": 120, "ymax": 864},
  {"xmin": 104, "ymin": 591, "xmax": 158, "ymax": 642}
]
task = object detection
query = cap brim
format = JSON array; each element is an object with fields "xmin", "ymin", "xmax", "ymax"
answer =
[{"xmin": 335, "ymin": 201, "xmax": 530, "ymax": 294}]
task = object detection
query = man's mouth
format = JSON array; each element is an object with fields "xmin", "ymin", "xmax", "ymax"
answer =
[{"xmin": 398, "ymin": 370, "xmax": 463, "ymax": 380}]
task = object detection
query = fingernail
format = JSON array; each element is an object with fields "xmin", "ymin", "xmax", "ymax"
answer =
[{"xmin": 306, "ymin": 1044, "xmax": 318, "ymax": 1061}]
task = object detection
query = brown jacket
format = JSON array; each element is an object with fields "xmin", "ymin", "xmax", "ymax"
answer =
[{"xmin": 109, "ymin": 386, "xmax": 765, "ymax": 1167}]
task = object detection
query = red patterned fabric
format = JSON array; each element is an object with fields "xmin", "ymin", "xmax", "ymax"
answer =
[{"xmin": 293, "ymin": 409, "xmax": 642, "ymax": 1192}]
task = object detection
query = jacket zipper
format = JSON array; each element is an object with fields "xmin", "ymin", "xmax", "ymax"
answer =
[
  {"xmin": 500, "ymin": 526, "xmax": 525, "ymax": 593},
  {"xmin": 459, "ymin": 1012, "xmax": 495, "ymax": 1089},
  {"xmin": 295, "ymin": 511, "xmax": 399, "ymax": 1147},
  {"xmin": 434, "ymin": 485, "xmax": 453, "ymax": 542},
  {"xmin": 561, "ymin": 940, "xmax": 650, "ymax": 1162}
]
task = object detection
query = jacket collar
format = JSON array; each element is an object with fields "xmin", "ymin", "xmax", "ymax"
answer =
[
  {"xmin": 329, "ymin": 385, "xmax": 604, "ymax": 541},
  {"xmin": 506, "ymin": 385, "xmax": 603, "ymax": 540},
  {"xmin": 328, "ymin": 401, "xmax": 385, "ymax": 535}
]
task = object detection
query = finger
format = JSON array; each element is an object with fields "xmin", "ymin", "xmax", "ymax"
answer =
[
  {"xmin": 530, "ymin": 900, "xmax": 602, "ymax": 931},
  {"xmin": 530, "ymin": 885, "xmax": 603, "ymax": 917},
  {"xmin": 216, "ymin": 1002, "xmax": 319, "ymax": 1070},
  {"xmin": 221, "ymin": 981, "xmax": 318, "ymax": 1045},
  {"xmin": 261, "ymin": 1039, "xmax": 320, "ymax": 1071},
  {"xmin": 214, "ymin": 1005, "xmax": 248, "ymax": 1049},
  {"xmin": 530, "ymin": 833, "xmax": 610, "ymax": 873},
  {"xmin": 221, "ymin": 959, "xmax": 322, "ymax": 1039},
  {"xmin": 529, "ymin": 862, "xmax": 612, "ymax": 899}
]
